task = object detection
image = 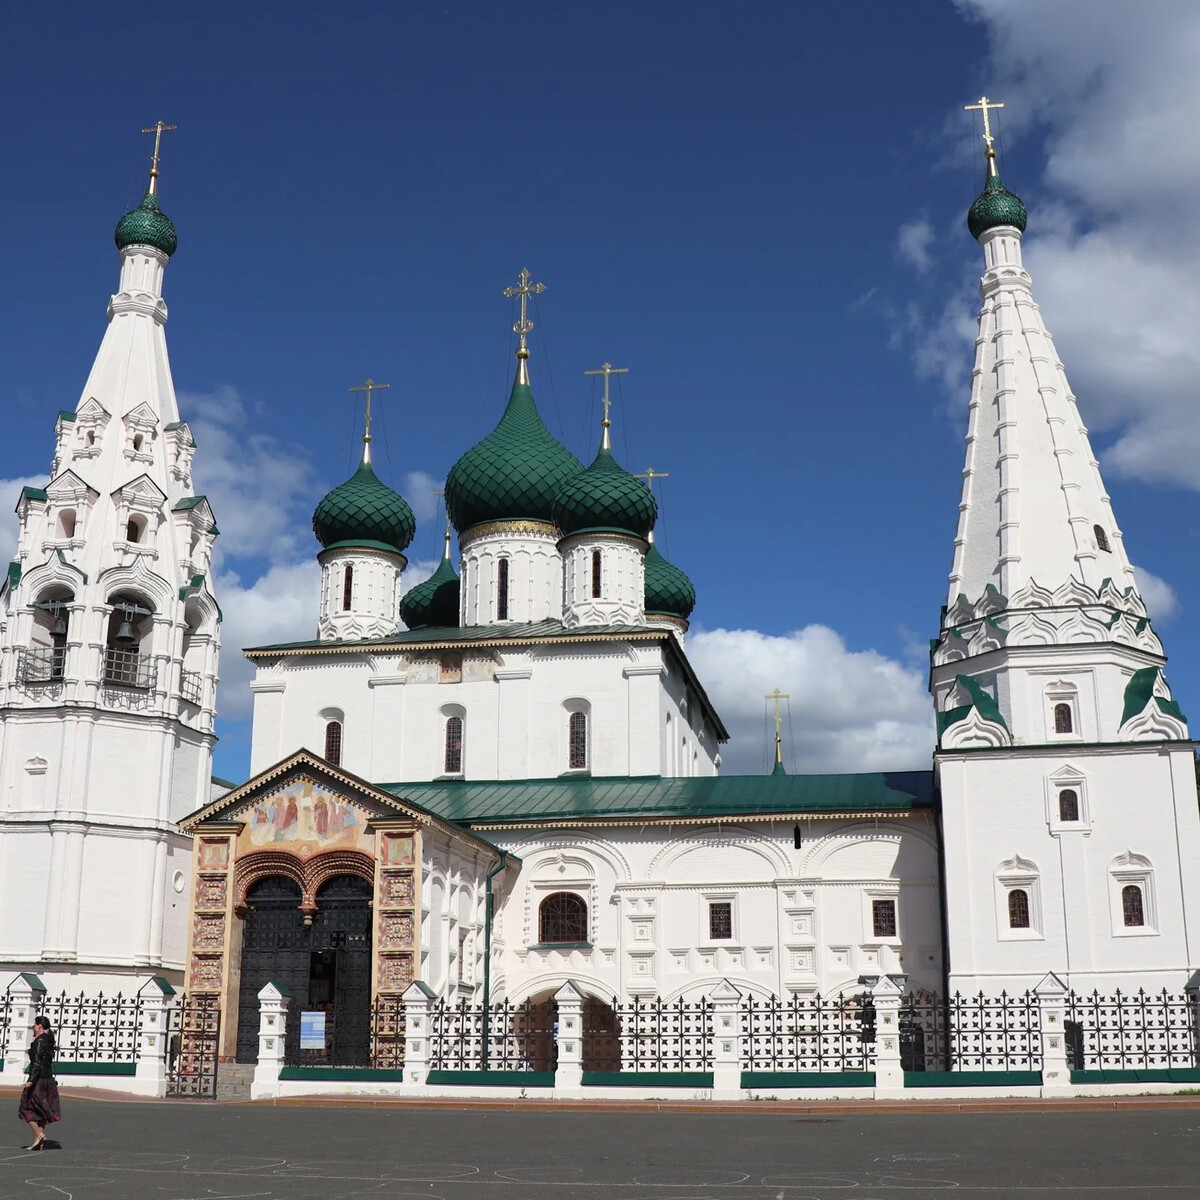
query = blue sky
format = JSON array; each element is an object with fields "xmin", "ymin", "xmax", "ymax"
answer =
[{"xmin": 1, "ymin": 1, "xmax": 1197, "ymax": 782}]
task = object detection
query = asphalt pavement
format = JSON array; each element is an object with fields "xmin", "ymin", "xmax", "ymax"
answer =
[{"xmin": 0, "ymin": 1096, "xmax": 1195, "ymax": 1199}]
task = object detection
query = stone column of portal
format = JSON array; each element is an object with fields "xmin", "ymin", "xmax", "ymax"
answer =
[
  {"xmin": 1036, "ymin": 972, "xmax": 1072, "ymax": 1092},
  {"xmin": 709, "ymin": 979, "xmax": 742, "ymax": 1096},
  {"xmin": 250, "ymin": 981, "xmax": 291, "ymax": 1099},
  {"xmin": 402, "ymin": 980, "xmax": 438, "ymax": 1087},
  {"xmin": 134, "ymin": 976, "xmax": 175, "ymax": 1096},
  {"xmin": 868, "ymin": 973, "xmax": 906, "ymax": 1095},
  {"xmin": 0, "ymin": 973, "xmax": 46, "ymax": 1084},
  {"xmin": 553, "ymin": 980, "xmax": 587, "ymax": 1092}
]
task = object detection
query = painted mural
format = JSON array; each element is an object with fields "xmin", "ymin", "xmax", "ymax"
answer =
[{"xmin": 244, "ymin": 778, "xmax": 369, "ymax": 852}]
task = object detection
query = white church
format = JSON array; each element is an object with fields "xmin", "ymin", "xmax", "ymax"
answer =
[{"xmin": 1, "ymin": 117, "xmax": 1198, "ymax": 1067}]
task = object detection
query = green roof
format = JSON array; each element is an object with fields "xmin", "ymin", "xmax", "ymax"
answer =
[
  {"xmin": 399, "ymin": 548, "xmax": 460, "ymax": 629},
  {"xmin": 57, "ymin": 410, "xmax": 76, "ymax": 424},
  {"xmin": 379, "ymin": 770, "xmax": 934, "ymax": 826},
  {"xmin": 115, "ymin": 191, "xmax": 178, "ymax": 257},
  {"xmin": 937, "ymin": 674, "xmax": 1008, "ymax": 736},
  {"xmin": 19, "ymin": 486, "xmax": 47, "ymax": 503},
  {"xmin": 1121, "ymin": 667, "xmax": 1186, "ymax": 727},
  {"xmin": 444, "ymin": 375, "xmax": 582, "ymax": 533},
  {"xmin": 172, "ymin": 494, "xmax": 209, "ymax": 511},
  {"xmin": 312, "ymin": 460, "xmax": 415, "ymax": 555},
  {"xmin": 553, "ymin": 441, "xmax": 657, "ymax": 539},
  {"xmin": 644, "ymin": 540, "xmax": 695, "ymax": 619},
  {"xmin": 968, "ymin": 173, "xmax": 1027, "ymax": 240}
]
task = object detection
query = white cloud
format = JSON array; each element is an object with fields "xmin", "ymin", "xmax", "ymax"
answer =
[
  {"xmin": 1132, "ymin": 565, "xmax": 1180, "ymax": 625},
  {"xmin": 952, "ymin": 0, "xmax": 1200, "ymax": 490},
  {"xmin": 689, "ymin": 625, "xmax": 934, "ymax": 776},
  {"xmin": 896, "ymin": 217, "xmax": 936, "ymax": 273},
  {"xmin": 0, "ymin": 476, "xmax": 51, "ymax": 565},
  {"xmin": 403, "ymin": 471, "xmax": 443, "ymax": 527}
]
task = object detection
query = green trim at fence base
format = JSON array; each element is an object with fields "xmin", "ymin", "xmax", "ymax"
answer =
[
  {"xmin": 741, "ymin": 1071, "xmax": 875, "ymax": 1089},
  {"xmin": 425, "ymin": 1069, "xmax": 554, "ymax": 1087},
  {"xmin": 903, "ymin": 1070, "xmax": 1041, "ymax": 1088},
  {"xmin": 1070, "ymin": 1068, "xmax": 1200, "ymax": 1085},
  {"xmin": 583, "ymin": 1071, "xmax": 715, "ymax": 1088},
  {"xmin": 278, "ymin": 1067, "xmax": 406, "ymax": 1082},
  {"xmin": 54, "ymin": 1062, "xmax": 137, "ymax": 1077}
]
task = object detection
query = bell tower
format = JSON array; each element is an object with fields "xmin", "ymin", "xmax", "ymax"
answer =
[{"xmin": 0, "ymin": 130, "xmax": 221, "ymax": 988}]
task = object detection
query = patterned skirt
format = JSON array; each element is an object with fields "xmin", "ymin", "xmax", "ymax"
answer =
[{"xmin": 18, "ymin": 1078, "xmax": 61, "ymax": 1125}]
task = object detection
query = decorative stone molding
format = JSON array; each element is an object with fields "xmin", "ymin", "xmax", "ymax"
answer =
[{"xmin": 234, "ymin": 848, "xmax": 375, "ymax": 913}]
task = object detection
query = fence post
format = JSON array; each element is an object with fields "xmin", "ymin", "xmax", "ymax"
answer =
[
  {"xmin": 869, "ymin": 974, "xmax": 906, "ymax": 1094},
  {"xmin": 709, "ymin": 978, "xmax": 742, "ymax": 1096},
  {"xmin": 402, "ymin": 981, "xmax": 438, "ymax": 1086},
  {"xmin": 1185, "ymin": 972, "xmax": 1200, "ymax": 1069},
  {"xmin": 553, "ymin": 981, "xmax": 586, "ymax": 1092},
  {"xmin": 0, "ymin": 973, "xmax": 46, "ymax": 1085},
  {"xmin": 1035, "ymin": 972, "xmax": 1071, "ymax": 1091},
  {"xmin": 250, "ymin": 981, "xmax": 290, "ymax": 1100},
  {"xmin": 134, "ymin": 976, "xmax": 175, "ymax": 1096}
]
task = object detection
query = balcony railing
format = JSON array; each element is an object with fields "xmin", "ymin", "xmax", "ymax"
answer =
[
  {"xmin": 103, "ymin": 648, "xmax": 156, "ymax": 690},
  {"xmin": 180, "ymin": 668, "xmax": 203, "ymax": 705},
  {"xmin": 16, "ymin": 646, "xmax": 66, "ymax": 685}
]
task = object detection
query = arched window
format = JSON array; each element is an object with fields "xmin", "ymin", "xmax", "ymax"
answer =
[
  {"xmin": 568, "ymin": 710, "xmax": 587, "ymax": 770},
  {"xmin": 324, "ymin": 720, "xmax": 343, "ymax": 766},
  {"xmin": 1058, "ymin": 789, "xmax": 1080, "ymax": 822},
  {"xmin": 496, "ymin": 558, "xmax": 509, "ymax": 621},
  {"xmin": 1122, "ymin": 884, "xmax": 1145, "ymax": 927},
  {"xmin": 133, "ymin": 433, "xmax": 144, "ymax": 452},
  {"xmin": 104, "ymin": 592, "xmax": 154, "ymax": 688},
  {"xmin": 1054, "ymin": 703, "xmax": 1073, "ymax": 734},
  {"xmin": 444, "ymin": 715, "xmax": 464, "ymax": 774},
  {"xmin": 57, "ymin": 509, "xmax": 76, "ymax": 539},
  {"xmin": 126, "ymin": 517, "xmax": 142, "ymax": 544},
  {"xmin": 591, "ymin": 549, "xmax": 602, "ymax": 599},
  {"xmin": 539, "ymin": 892, "xmax": 587, "ymax": 944},
  {"xmin": 1094, "ymin": 524, "xmax": 1111, "ymax": 553},
  {"xmin": 1008, "ymin": 889, "xmax": 1031, "ymax": 929},
  {"xmin": 342, "ymin": 564, "xmax": 354, "ymax": 611}
]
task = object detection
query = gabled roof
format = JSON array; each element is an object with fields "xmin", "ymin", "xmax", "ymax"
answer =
[
  {"xmin": 243, "ymin": 620, "xmax": 729, "ymax": 741},
  {"xmin": 378, "ymin": 770, "xmax": 935, "ymax": 829},
  {"xmin": 179, "ymin": 747, "xmax": 510, "ymax": 861}
]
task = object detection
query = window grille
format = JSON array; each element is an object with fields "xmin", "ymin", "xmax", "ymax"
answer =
[
  {"xmin": 1094, "ymin": 524, "xmax": 1111, "ymax": 552},
  {"xmin": 180, "ymin": 668, "xmax": 203, "ymax": 705},
  {"xmin": 496, "ymin": 558, "xmax": 509, "ymax": 620},
  {"xmin": 539, "ymin": 892, "xmax": 587, "ymax": 944},
  {"xmin": 17, "ymin": 646, "xmax": 66, "ymax": 684},
  {"xmin": 444, "ymin": 716, "xmax": 463, "ymax": 774},
  {"xmin": 872, "ymin": 899, "xmax": 897, "ymax": 938},
  {"xmin": 342, "ymin": 564, "xmax": 354, "ymax": 611},
  {"xmin": 568, "ymin": 711, "xmax": 587, "ymax": 770},
  {"xmin": 1008, "ymin": 889, "xmax": 1031, "ymax": 929},
  {"xmin": 1122, "ymin": 884, "xmax": 1145, "ymax": 927},
  {"xmin": 102, "ymin": 648, "xmax": 155, "ymax": 689},
  {"xmin": 1054, "ymin": 703, "xmax": 1073, "ymax": 734},
  {"xmin": 324, "ymin": 720, "xmax": 343, "ymax": 766},
  {"xmin": 591, "ymin": 549, "xmax": 602, "ymax": 599},
  {"xmin": 709, "ymin": 901, "xmax": 733, "ymax": 941},
  {"xmin": 1058, "ymin": 789, "xmax": 1080, "ymax": 822}
]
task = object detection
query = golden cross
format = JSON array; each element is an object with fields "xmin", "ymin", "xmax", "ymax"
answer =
[
  {"xmin": 502, "ymin": 269, "xmax": 546, "ymax": 353},
  {"xmin": 964, "ymin": 95, "xmax": 1004, "ymax": 148},
  {"xmin": 635, "ymin": 467, "xmax": 670, "ymax": 490},
  {"xmin": 766, "ymin": 688, "xmax": 790, "ymax": 764},
  {"xmin": 584, "ymin": 362, "xmax": 629, "ymax": 443},
  {"xmin": 140, "ymin": 120, "xmax": 177, "ymax": 194},
  {"xmin": 349, "ymin": 378, "xmax": 390, "ymax": 460}
]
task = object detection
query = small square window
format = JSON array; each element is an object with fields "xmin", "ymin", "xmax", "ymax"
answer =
[
  {"xmin": 872, "ymin": 899, "xmax": 897, "ymax": 939},
  {"xmin": 709, "ymin": 901, "xmax": 732, "ymax": 941}
]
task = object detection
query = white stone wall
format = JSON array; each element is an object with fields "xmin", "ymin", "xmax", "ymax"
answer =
[
  {"xmin": 460, "ymin": 526, "xmax": 561, "ymax": 625},
  {"xmin": 487, "ymin": 816, "xmax": 943, "ymax": 1002},
  {"xmin": 317, "ymin": 546, "xmax": 405, "ymax": 642},
  {"xmin": 560, "ymin": 534, "xmax": 647, "ymax": 629}
]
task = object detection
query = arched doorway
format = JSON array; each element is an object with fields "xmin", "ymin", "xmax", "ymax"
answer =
[
  {"xmin": 234, "ymin": 873, "xmax": 374, "ymax": 1066},
  {"xmin": 518, "ymin": 989, "xmax": 622, "ymax": 1073}
]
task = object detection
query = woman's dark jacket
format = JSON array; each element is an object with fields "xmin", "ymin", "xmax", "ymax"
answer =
[{"xmin": 26, "ymin": 1033, "xmax": 55, "ymax": 1083}]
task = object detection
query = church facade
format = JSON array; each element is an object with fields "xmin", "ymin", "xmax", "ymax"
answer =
[{"xmin": 1, "ymin": 128, "xmax": 1198, "ymax": 1069}]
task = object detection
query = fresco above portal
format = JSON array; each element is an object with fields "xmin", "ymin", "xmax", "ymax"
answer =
[{"xmin": 242, "ymin": 777, "xmax": 371, "ymax": 853}]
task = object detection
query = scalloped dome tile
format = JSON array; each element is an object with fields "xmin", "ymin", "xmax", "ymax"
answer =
[
  {"xmin": 553, "ymin": 443, "xmax": 657, "ymax": 538},
  {"xmin": 313, "ymin": 461, "xmax": 416, "ymax": 554}
]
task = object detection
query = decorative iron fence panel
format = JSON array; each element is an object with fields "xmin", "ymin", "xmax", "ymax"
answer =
[
  {"xmin": 369, "ymin": 994, "xmax": 406, "ymax": 1070},
  {"xmin": 166, "ymin": 994, "xmax": 221, "ymax": 1099},
  {"xmin": 428, "ymin": 999, "xmax": 484, "ymax": 1070},
  {"xmin": 42, "ymin": 990, "xmax": 141, "ymax": 1063},
  {"xmin": 1065, "ymin": 989, "xmax": 1197, "ymax": 1071},
  {"xmin": 592, "ymin": 996, "xmax": 713, "ymax": 1072},
  {"xmin": 896, "ymin": 991, "xmax": 1041, "ymax": 1072},
  {"xmin": 427, "ymin": 998, "xmax": 556, "ymax": 1072},
  {"xmin": 741, "ymin": 992, "xmax": 873, "ymax": 1073}
]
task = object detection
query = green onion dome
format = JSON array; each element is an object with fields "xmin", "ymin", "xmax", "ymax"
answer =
[
  {"xmin": 399, "ymin": 544, "xmax": 460, "ymax": 629},
  {"xmin": 115, "ymin": 192, "xmax": 178, "ymax": 257},
  {"xmin": 967, "ymin": 173, "xmax": 1027, "ymax": 240},
  {"xmin": 313, "ymin": 460, "xmax": 416, "ymax": 554},
  {"xmin": 553, "ymin": 442, "xmax": 657, "ymax": 538},
  {"xmin": 644, "ymin": 539, "xmax": 696, "ymax": 620},
  {"xmin": 445, "ymin": 375, "xmax": 583, "ymax": 533}
]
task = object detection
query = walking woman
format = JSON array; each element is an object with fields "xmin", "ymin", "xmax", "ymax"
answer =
[{"xmin": 18, "ymin": 1017, "xmax": 60, "ymax": 1150}]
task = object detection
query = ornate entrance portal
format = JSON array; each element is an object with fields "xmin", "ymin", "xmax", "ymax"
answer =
[{"xmin": 235, "ymin": 874, "xmax": 373, "ymax": 1065}]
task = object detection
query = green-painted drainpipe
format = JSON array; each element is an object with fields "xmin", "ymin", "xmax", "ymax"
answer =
[{"xmin": 481, "ymin": 849, "xmax": 508, "ymax": 1069}]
